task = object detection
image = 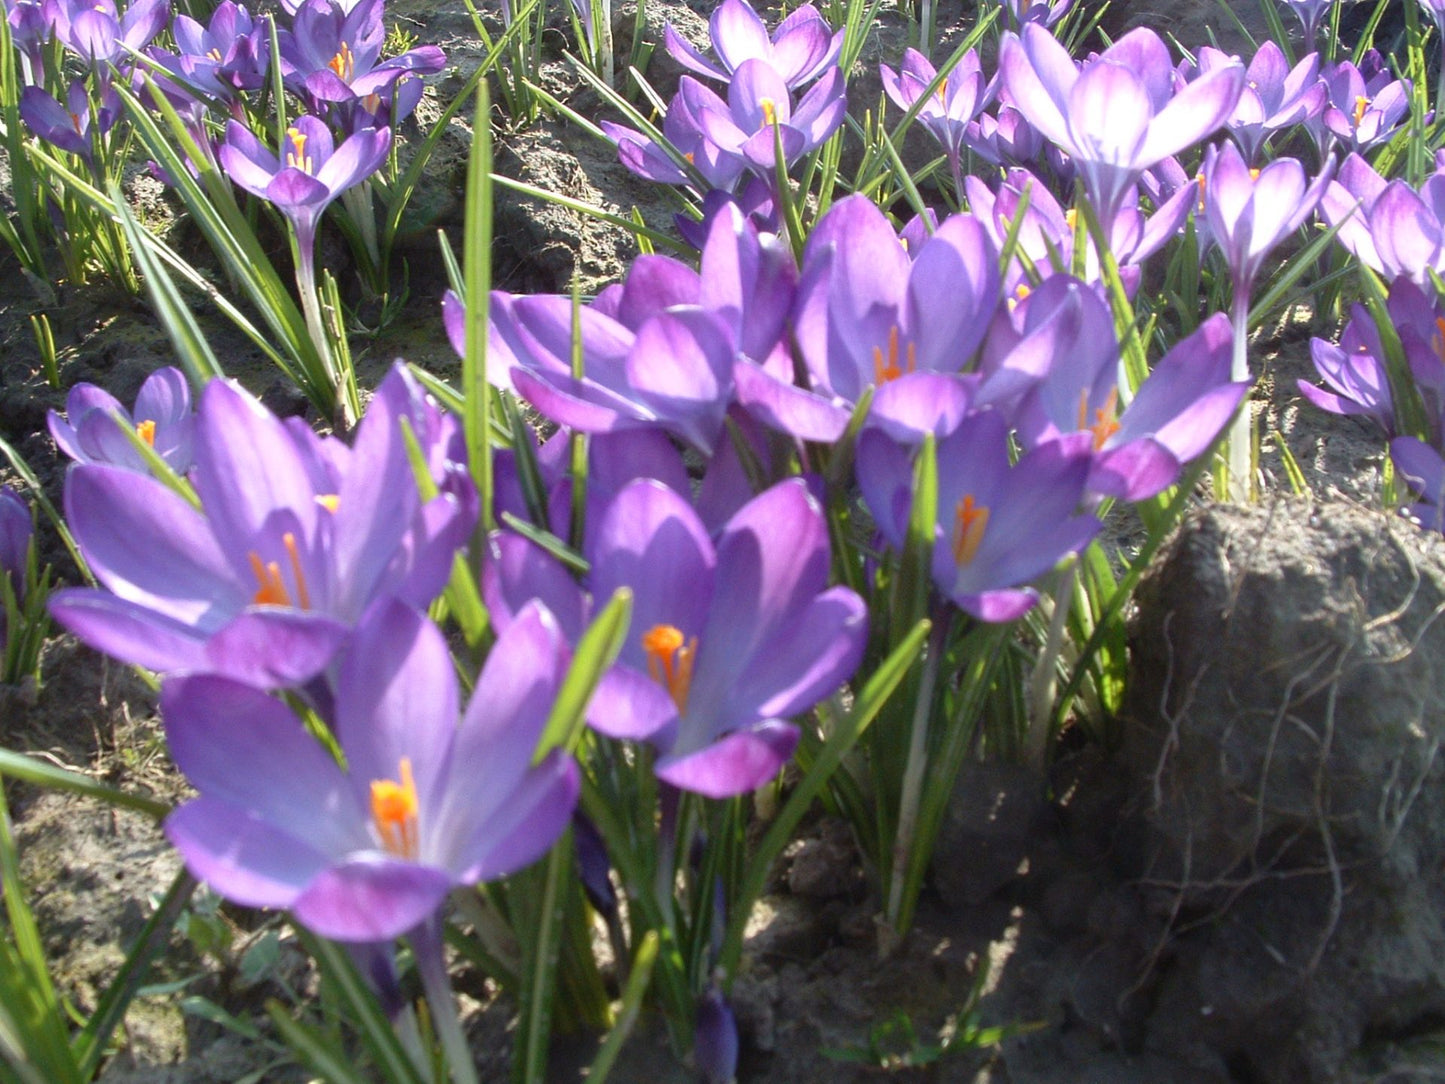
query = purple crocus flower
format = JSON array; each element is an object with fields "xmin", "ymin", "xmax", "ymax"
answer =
[
  {"xmin": 1298, "ymin": 278, "xmax": 1445, "ymax": 438},
  {"xmin": 485, "ymin": 477, "xmax": 868, "ymax": 798},
  {"xmin": 7, "ymin": 0, "xmax": 53, "ymax": 84},
  {"xmin": 682, "ymin": 57, "xmax": 847, "ymax": 179},
  {"xmin": 737, "ymin": 194, "xmax": 999, "ymax": 443},
  {"xmin": 1314, "ymin": 56, "xmax": 1411, "ymax": 157},
  {"xmin": 1013, "ymin": 308, "xmax": 1250, "ymax": 500},
  {"xmin": 48, "ymin": 365, "xmax": 194, "ymax": 474},
  {"xmin": 881, "ymin": 47, "xmax": 993, "ymax": 198},
  {"xmin": 999, "ymin": 24, "xmax": 1244, "ymax": 227},
  {"xmin": 1195, "ymin": 42, "xmax": 1325, "ymax": 164},
  {"xmin": 50, "ymin": 0, "xmax": 168, "ymax": 71},
  {"xmin": 1320, "ymin": 154, "xmax": 1445, "ymax": 287},
  {"xmin": 1277, "ymin": 0, "xmax": 1334, "ymax": 41},
  {"xmin": 1392, "ymin": 435, "xmax": 1445, "ymax": 533},
  {"xmin": 602, "ymin": 86, "xmax": 748, "ymax": 194},
  {"xmin": 162, "ymin": 597, "xmax": 579, "ymax": 942},
  {"xmin": 19, "ymin": 81, "xmax": 119, "ymax": 165},
  {"xmin": 664, "ymin": 0, "xmax": 842, "ymax": 89},
  {"xmin": 998, "ymin": 0, "xmax": 1077, "ymax": 29},
  {"xmin": 0, "ymin": 486, "xmax": 32, "ymax": 592},
  {"xmin": 587, "ymin": 478, "xmax": 866, "ymax": 797},
  {"xmin": 858, "ymin": 409, "xmax": 1101, "ymax": 621},
  {"xmin": 48, "ymin": 365, "xmax": 475, "ymax": 688},
  {"xmin": 282, "ymin": 0, "xmax": 444, "ymax": 126},
  {"xmin": 219, "ymin": 114, "xmax": 390, "ymax": 283},
  {"xmin": 167, "ymin": 1, "xmax": 270, "ymax": 96},
  {"xmin": 1199, "ymin": 140, "xmax": 1334, "ymax": 295}
]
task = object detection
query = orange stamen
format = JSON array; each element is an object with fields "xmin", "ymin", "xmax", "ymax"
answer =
[
  {"xmin": 642, "ymin": 624, "xmax": 697, "ymax": 712},
  {"xmin": 951, "ymin": 495, "xmax": 989, "ymax": 567},
  {"xmin": 759, "ymin": 98, "xmax": 777, "ymax": 129},
  {"xmin": 248, "ymin": 551, "xmax": 290, "ymax": 606},
  {"xmin": 1354, "ymin": 94, "xmax": 1369, "ymax": 127},
  {"xmin": 1078, "ymin": 387, "xmax": 1121, "ymax": 450},
  {"xmin": 246, "ymin": 531, "xmax": 311, "ymax": 608},
  {"xmin": 135, "ymin": 419, "xmax": 156, "ymax": 447},
  {"xmin": 871, "ymin": 325, "xmax": 917, "ymax": 384},
  {"xmin": 370, "ymin": 757, "xmax": 418, "ymax": 859},
  {"xmin": 328, "ymin": 41, "xmax": 355, "ymax": 82}
]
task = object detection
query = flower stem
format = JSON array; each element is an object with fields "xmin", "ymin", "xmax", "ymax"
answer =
[
  {"xmin": 1226, "ymin": 286, "xmax": 1253, "ymax": 501},
  {"xmin": 412, "ymin": 918, "xmax": 480, "ymax": 1084}
]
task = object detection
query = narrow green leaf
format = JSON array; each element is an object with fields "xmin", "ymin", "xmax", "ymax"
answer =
[
  {"xmin": 0, "ymin": 749, "xmax": 169, "ymax": 820},
  {"xmin": 534, "ymin": 588, "xmax": 631, "ymax": 764}
]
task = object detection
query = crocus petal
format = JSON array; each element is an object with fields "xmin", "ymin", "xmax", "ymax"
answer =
[
  {"xmin": 201, "ymin": 609, "xmax": 350, "ymax": 687},
  {"xmin": 655, "ymin": 719, "xmax": 799, "ymax": 798},
  {"xmin": 65, "ymin": 465, "xmax": 243, "ymax": 623},
  {"xmin": 48, "ymin": 589, "xmax": 212, "ymax": 673},
  {"xmin": 166, "ymin": 798, "xmax": 333, "ymax": 909},
  {"xmin": 291, "ymin": 856, "xmax": 453, "ymax": 942},
  {"xmin": 163, "ymin": 670, "xmax": 366, "ymax": 836},
  {"xmin": 454, "ymin": 750, "xmax": 578, "ymax": 882}
]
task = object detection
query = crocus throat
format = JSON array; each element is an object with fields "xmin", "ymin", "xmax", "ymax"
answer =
[
  {"xmin": 285, "ymin": 127, "xmax": 313, "ymax": 173},
  {"xmin": 328, "ymin": 41, "xmax": 355, "ymax": 82},
  {"xmin": 370, "ymin": 756, "xmax": 418, "ymax": 859},
  {"xmin": 1077, "ymin": 387, "xmax": 1120, "ymax": 450},
  {"xmin": 135, "ymin": 419, "xmax": 156, "ymax": 447},
  {"xmin": 1354, "ymin": 95, "xmax": 1369, "ymax": 127},
  {"xmin": 247, "ymin": 531, "xmax": 311, "ymax": 608},
  {"xmin": 951, "ymin": 495, "xmax": 989, "ymax": 567},
  {"xmin": 642, "ymin": 624, "xmax": 696, "ymax": 713},
  {"xmin": 873, "ymin": 324, "xmax": 917, "ymax": 383}
]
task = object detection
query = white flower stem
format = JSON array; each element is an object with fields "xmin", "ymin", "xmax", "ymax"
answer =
[{"xmin": 1226, "ymin": 287, "xmax": 1253, "ymax": 501}]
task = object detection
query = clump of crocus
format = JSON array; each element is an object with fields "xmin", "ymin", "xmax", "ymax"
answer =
[
  {"xmin": 49, "ymin": 365, "xmax": 475, "ymax": 689},
  {"xmin": 1313, "ymin": 52, "xmax": 1412, "ymax": 158},
  {"xmin": 48, "ymin": 365, "xmax": 194, "ymax": 475}
]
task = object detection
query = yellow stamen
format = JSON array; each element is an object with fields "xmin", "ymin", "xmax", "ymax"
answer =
[
  {"xmin": 315, "ymin": 493, "xmax": 340, "ymax": 513},
  {"xmin": 285, "ymin": 127, "xmax": 313, "ymax": 173},
  {"xmin": 642, "ymin": 624, "xmax": 697, "ymax": 713},
  {"xmin": 370, "ymin": 757, "xmax": 418, "ymax": 859},
  {"xmin": 206, "ymin": 46, "xmax": 222, "ymax": 61},
  {"xmin": 1249, "ymin": 167, "xmax": 1260, "ymax": 181},
  {"xmin": 759, "ymin": 98, "xmax": 777, "ymax": 128},
  {"xmin": 1078, "ymin": 387, "xmax": 1121, "ymax": 450},
  {"xmin": 871, "ymin": 324, "xmax": 917, "ymax": 384},
  {"xmin": 684, "ymin": 151, "xmax": 696, "ymax": 165},
  {"xmin": 1064, "ymin": 207, "xmax": 1077, "ymax": 232},
  {"xmin": 328, "ymin": 41, "xmax": 355, "ymax": 82},
  {"xmin": 135, "ymin": 419, "xmax": 156, "ymax": 447},
  {"xmin": 1354, "ymin": 94, "xmax": 1369, "ymax": 127},
  {"xmin": 1196, "ymin": 173, "xmax": 1207, "ymax": 212},
  {"xmin": 951, "ymin": 495, "xmax": 989, "ymax": 567}
]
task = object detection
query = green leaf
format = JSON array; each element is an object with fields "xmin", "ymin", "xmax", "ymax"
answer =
[{"xmin": 534, "ymin": 588, "xmax": 632, "ymax": 764}]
